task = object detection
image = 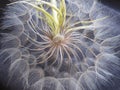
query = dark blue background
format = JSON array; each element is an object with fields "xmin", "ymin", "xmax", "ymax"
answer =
[{"xmin": 100, "ymin": 0, "xmax": 120, "ymax": 11}]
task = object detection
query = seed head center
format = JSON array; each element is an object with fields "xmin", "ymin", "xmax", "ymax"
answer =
[{"xmin": 53, "ymin": 34, "xmax": 65, "ymax": 44}]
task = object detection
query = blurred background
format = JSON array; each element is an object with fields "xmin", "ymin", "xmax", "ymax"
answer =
[
  {"xmin": 99, "ymin": 0, "xmax": 120, "ymax": 11},
  {"xmin": 0, "ymin": 0, "xmax": 120, "ymax": 90}
]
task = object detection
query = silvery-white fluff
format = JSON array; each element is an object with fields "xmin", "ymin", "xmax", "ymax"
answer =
[{"xmin": 0, "ymin": 0, "xmax": 120, "ymax": 90}]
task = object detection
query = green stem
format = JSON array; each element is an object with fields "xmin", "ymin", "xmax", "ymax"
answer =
[
  {"xmin": 51, "ymin": 0, "xmax": 58, "ymax": 25},
  {"xmin": 51, "ymin": 0, "xmax": 59, "ymax": 35}
]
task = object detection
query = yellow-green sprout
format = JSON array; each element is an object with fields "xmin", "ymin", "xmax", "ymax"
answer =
[{"xmin": 9, "ymin": 0, "xmax": 107, "ymax": 37}]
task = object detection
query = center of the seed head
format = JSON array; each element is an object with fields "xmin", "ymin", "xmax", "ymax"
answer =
[{"xmin": 53, "ymin": 34, "xmax": 64, "ymax": 44}]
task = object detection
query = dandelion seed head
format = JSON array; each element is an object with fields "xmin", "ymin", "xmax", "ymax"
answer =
[{"xmin": 0, "ymin": 0, "xmax": 120, "ymax": 90}]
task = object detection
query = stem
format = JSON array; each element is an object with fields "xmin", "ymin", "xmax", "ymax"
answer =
[
  {"xmin": 51, "ymin": 0, "xmax": 60, "ymax": 35},
  {"xmin": 51, "ymin": 0, "xmax": 58, "ymax": 25}
]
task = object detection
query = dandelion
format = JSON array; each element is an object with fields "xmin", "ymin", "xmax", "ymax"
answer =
[
  {"xmin": 0, "ymin": 0, "xmax": 120, "ymax": 90},
  {"xmin": 6, "ymin": 0, "xmax": 106, "ymax": 67}
]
